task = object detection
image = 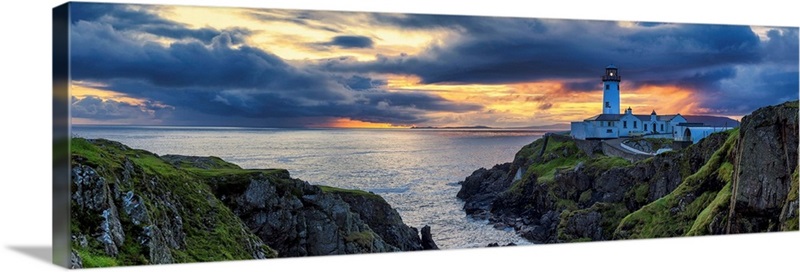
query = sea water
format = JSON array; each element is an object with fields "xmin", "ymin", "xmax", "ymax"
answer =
[{"xmin": 72, "ymin": 126, "xmax": 544, "ymax": 249}]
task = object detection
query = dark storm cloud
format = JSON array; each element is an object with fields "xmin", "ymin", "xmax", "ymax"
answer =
[
  {"xmin": 71, "ymin": 23, "xmax": 348, "ymax": 101},
  {"xmin": 323, "ymin": 35, "xmax": 375, "ymax": 48},
  {"xmin": 340, "ymin": 75, "xmax": 387, "ymax": 91},
  {"xmin": 70, "ymin": 2, "xmax": 173, "ymax": 27},
  {"xmin": 630, "ymin": 67, "xmax": 737, "ymax": 92},
  {"xmin": 248, "ymin": 10, "xmax": 344, "ymax": 33},
  {"xmin": 369, "ymin": 13, "xmax": 499, "ymax": 32},
  {"xmin": 70, "ymin": 2, "xmax": 252, "ymax": 44},
  {"xmin": 319, "ymin": 20, "xmax": 763, "ymax": 84},
  {"xmin": 316, "ymin": 16, "xmax": 797, "ymax": 115},
  {"xmin": 69, "ymin": 5, "xmax": 482, "ymax": 126},
  {"xmin": 100, "ymin": 80, "xmax": 479, "ymax": 126},
  {"xmin": 69, "ymin": 4, "xmax": 798, "ymax": 123},
  {"xmin": 762, "ymin": 28, "xmax": 799, "ymax": 63}
]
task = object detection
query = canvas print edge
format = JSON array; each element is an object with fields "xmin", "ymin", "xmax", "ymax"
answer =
[{"xmin": 54, "ymin": 0, "xmax": 796, "ymax": 268}]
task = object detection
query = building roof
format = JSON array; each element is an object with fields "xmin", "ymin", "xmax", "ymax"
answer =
[
  {"xmin": 657, "ymin": 114, "xmax": 681, "ymax": 121},
  {"xmin": 606, "ymin": 64, "xmax": 617, "ymax": 69},
  {"xmin": 584, "ymin": 114, "xmax": 623, "ymax": 121},
  {"xmin": 582, "ymin": 112, "xmax": 738, "ymax": 127},
  {"xmin": 682, "ymin": 115, "xmax": 739, "ymax": 127}
]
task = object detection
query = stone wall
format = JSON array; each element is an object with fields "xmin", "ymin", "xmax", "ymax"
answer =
[{"xmin": 601, "ymin": 141, "xmax": 652, "ymax": 162}]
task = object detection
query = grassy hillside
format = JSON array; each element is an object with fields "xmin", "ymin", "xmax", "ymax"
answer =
[{"xmin": 71, "ymin": 138, "xmax": 278, "ymax": 267}]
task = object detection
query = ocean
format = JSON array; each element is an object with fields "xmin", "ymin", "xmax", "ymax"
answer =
[{"xmin": 71, "ymin": 126, "xmax": 545, "ymax": 249}]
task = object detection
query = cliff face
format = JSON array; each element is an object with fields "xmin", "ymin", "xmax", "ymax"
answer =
[
  {"xmin": 70, "ymin": 139, "xmax": 273, "ymax": 268},
  {"xmin": 198, "ymin": 168, "xmax": 425, "ymax": 257},
  {"xmin": 70, "ymin": 139, "xmax": 430, "ymax": 268},
  {"xmin": 458, "ymin": 100, "xmax": 799, "ymax": 243},
  {"xmin": 730, "ymin": 101, "xmax": 799, "ymax": 233}
]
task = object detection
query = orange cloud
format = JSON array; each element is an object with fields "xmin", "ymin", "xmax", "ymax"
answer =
[
  {"xmin": 623, "ymin": 84, "xmax": 701, "ymax": 115},
  {"xmin": 359, "ymin": 75, "xmax": 715, "ymax": 128}
]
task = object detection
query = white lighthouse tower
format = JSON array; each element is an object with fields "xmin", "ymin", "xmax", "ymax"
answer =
[{"xmin": 602, "ymin": 64, "xmax": 621, "ymax": 114}]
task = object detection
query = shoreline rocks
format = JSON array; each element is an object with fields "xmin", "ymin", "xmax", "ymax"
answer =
[{"xmin": 70, "ymin": 138, "xmax": 436, "ymax": 267}]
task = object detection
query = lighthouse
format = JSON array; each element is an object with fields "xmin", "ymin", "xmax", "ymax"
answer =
[{"xmin": 602, "ymin": 64, "xmax": 621, "ymax": 114}]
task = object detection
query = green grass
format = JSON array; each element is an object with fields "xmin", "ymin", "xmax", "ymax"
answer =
[
  {"xmin": 527, "ymin": 137, "xmax": 586, "ymax": 183},
  {"xmin": 129, "ymin": 155, "xmax": 185, "ymax": 179},
  {"xmin": 686, "ymin": 182, "xmax": 732, "ymax": 236},
  {"xmin": 579, "ymin": 190, "xmax": 593, "ymax": 203},
  {"xmin": 557, "ymin": 202, "xmax": 629, "ymax": 242},
  {"xmin": 526, "ymin": 156, "xmax": 582, "ymax": 184},
  {"xmin": 165, "ymin": 155, "xmax": 243, "ymax": 170},
  {"xmin": 318, "ymin": 185, "xmax": 384, "ymax": 201},
  {"xmin": 345, "ymin": 230, "xmax": 376, "ymax": 248},
  {"xmin": 585, "ymin": 156, "xmax": 630, "ymax": 177},
  {"xmin": 782, "ymin": 167, "xmax": 799, "ymax": 231},
  {"xmin": 781, "ymin": 100, "xmax": 799, "ymax": 108},
  {"xmin": 554, "ymin": 196, "xmax": 578, "ymax": 210},
  {"xmin": 70, "ymin": 138, "xmax": 120, "ymax": 170},
  {"xmin": 625, "ymin": 183, "xmax": 650, "ymax": 204},
  {"xmin": 75, "ymin": 248, "xmax": 119, "ymax": 268}
]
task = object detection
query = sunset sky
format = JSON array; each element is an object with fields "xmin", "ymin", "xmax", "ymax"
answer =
[{"xmin": 68, "ymin": 3, "xmax": 799, "ymax": 128}]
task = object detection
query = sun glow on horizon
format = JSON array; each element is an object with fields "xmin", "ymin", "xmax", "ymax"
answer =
[{"xmin": 317, "ymin": 118, "xmax": 412, "ymax": 129}]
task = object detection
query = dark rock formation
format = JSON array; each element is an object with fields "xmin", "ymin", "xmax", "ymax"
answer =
[
  {"xmin": 729, "ymin": 101, "xmax": 799, "ymax": 233},
  {"xmin": 420, "ymin": 225, "xmax": 439, "ymax": 250},
  {"xmin": 70, "ymin": 138, "xmax": 433, "ymax": 267},
  {"xmin": 458, "ymin": 100, "xmax": 799, "ymax": 243},
  {"xmin": 331, "ymin": 188, "xmax": 424, "ymax": 251},
  {"xmin": 487, "ymin": 242, "xmax": 517, "ymax": 247},
  {"xmin": 207, "ymin": 171, "xmax": 426, "ymax": 257},
  {"xmin": 457, "ymin": 163, "xmax": 513, "ymax": 219}
]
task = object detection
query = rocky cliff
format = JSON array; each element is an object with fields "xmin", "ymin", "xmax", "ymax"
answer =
[
  {"xmin": 458, "ymin": 100, "xmax": 799, "ymax": 243},
  {"xmin": 70, "ymin": 139, "xmax": 433, "ymax": 268}
]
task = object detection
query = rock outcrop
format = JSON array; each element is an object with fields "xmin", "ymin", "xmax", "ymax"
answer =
[
  {"xmin": 205, "ymin": 170, "xmax": 426, "ymax": 257},
  {"xmin": 458, "ymin": 100, "xmax": 799, "ymax": 243},
  {"xmin": 420, "ymin": 225, "xmax": 439, "ymax": 250},
  {"xmin": 328, "ymin": 187, "xmax": 426, "ymax": 251},
  {"xmin": 71, "ymin": 138, "xmax": 433, "ymax": 267},
  {"xmin": 728, "ymin": 101, "xmax": 799, "ymax": 233}
]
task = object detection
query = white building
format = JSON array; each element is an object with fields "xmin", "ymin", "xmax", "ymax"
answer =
[{"xmin": 570, "ymin": 65, "xmax": 738, "ymax": 143}]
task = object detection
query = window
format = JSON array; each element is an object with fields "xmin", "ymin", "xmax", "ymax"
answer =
[
  {"xmin": 605, "ymin": 102, "xmax": 610, "ymax": 108},
  {"xmin": 623, "ymin": 121, "xmax": 627, "ymax": 128},
  {"xmin": 606, "ymin": 129, "xmax": 612, "ymax": 133},
  {"xmin": 645, "ymin": 124, "xmax": 648, "ymax": 131},
  {"xmin": 661, "ymin": 124, "xmax": 664, "ymax": 131},
  {"xmin": 605, "ymin": 84, "xmax": 609, "ymax": 90},
  {"xmin": 607, "ymin": 121, "xmax": 612, "ymax": 126},
  {"xmin": 634, "ymin": 121, "xmax": 638, "ymax": 128}
]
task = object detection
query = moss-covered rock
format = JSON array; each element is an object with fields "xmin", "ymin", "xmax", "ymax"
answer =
[
  {"xmin": 323, "ymin": 186, "xmax": 426, "ymax": 251},
  {"xmin": 70, "ymin": 138, "xmax": 275, "ymax": 267},
  {"xmin": 70, "ymin": 138, "xmax": 427, "ymax": 267},
  {"xmin": 614, "ymin": 131, "xmax": 738, "ymax": 239}
]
